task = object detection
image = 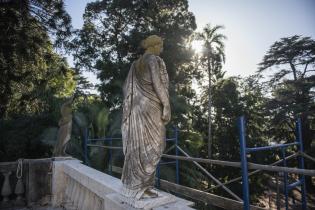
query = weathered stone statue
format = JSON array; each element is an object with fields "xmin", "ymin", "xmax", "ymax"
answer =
[
  {"xmin": 121, "ymin": 35, "xmax": 171, "ymax": 202},
  {"xmin": 53, "ymin": 96, "xmax": 73, "ymax": 156}
]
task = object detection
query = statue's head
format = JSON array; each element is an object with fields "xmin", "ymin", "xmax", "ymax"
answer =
[{"xmin": 142, "ymin": 35, "xmax": 163, "ymax": 55}]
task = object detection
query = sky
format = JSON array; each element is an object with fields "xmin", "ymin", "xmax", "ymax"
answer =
[
  {"xmin": 64, "ymin": 0, "xmax": 315, "ymax": 84},
  {"xmin": 188, "ymin": 0, "xmax": 315, "ymax": 77}
]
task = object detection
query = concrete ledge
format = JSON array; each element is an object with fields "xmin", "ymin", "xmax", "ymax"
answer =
[
  {"xmin": 62, "ymin": 160, "xmax": 121, "ymax": 196},
  {"xmin": 52, "ymin": 159, "xmax": 195, "ymax": 209}
]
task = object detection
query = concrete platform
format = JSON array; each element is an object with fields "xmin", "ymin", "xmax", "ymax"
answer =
[{"xmin": 51, "ymin": 159, "xmax": 195, "ymax": 210}]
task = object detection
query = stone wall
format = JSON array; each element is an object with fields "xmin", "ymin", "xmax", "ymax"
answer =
[
  {"xmin": 1, "ymin": 158, "xmax": 195, "ymax": 210},
  {"xmin": 0, "ymin": 159, "xmax": 50, "ymax": 209},
  {"xmin": 0, "ymin": 157, "xmax": 72, "ymax": 209},
  {"xmin": 52, "ymin": 159, "xmax": 195, "ymax": 210}
]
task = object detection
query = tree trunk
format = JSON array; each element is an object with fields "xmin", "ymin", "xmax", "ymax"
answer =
[
  {"xmin": 289, "ymin": 60, "xmax": 297, "ymax": 81},
  {"xmin": 207, "ymin": 55, "xmax": 212, "ymax": 159}
]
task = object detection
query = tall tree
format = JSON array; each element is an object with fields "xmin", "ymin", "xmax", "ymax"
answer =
[
  {"xmin": 259, "ymin": 35, "xmax": 315, "ymax": 82},
  {"xmin": 258, "ymin": 35, "xmax": 315, "ymax": 191},
  {"xmin": 258, "ymin": 35, "xmax": 315, "ymax": 143},
  {"xmin": 196, "ymin": 24, "xmax": 226, "ymax": 158},
  {"xmin": 72, "ymin": 0, "xmax": 197, "ymax": 130},
  {"xmin": 0, "ymin": 0, "xmax": 72, "ymax": 47},
  {"xmin": 0, "ymin": 0, "xmax": 73, "ymax": 118}
]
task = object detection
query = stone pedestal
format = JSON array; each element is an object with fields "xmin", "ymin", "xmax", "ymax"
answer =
[
  {"xmin": 105, "ymin": 191, "xmax": 194, "ymax": 210},
  {"xmin": 110, "ymin": 188, "xmax": 176, "ymax": 209}
]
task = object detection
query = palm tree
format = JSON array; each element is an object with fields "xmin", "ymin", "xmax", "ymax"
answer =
[{"xmin": 197, "ymin": 24, "xmax": 226, "ymax": 158}]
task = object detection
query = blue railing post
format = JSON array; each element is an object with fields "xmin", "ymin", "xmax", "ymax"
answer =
[
  {"xmin": 296, "ymin": 118, "xmax": 307, "ymax": 210},
  {"xmin": 175, "ymin": 127, "xmax": 180, "ymax": 185},
  {"xmin": 84, "ymin": 128, "xmax": 88, "ymax": 165},
  {"xmin": 238, "ymin": 116, "xmax": 250, "ymax": 210},
  {"xmin": 281, "ymin": 148, "xmax": 289, "ymax": 210},
  {"xmin": 109, "ymin": 136, "xmax": 113, "ymax": 175},
  {"xmin": 156, "ymin": 163, "xmax": 161, "ymax": 188}
]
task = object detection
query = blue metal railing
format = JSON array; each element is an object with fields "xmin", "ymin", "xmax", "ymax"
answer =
[
  {"xmin": 238, "ymin": 116, "xmax": 307, "ymax": 210},
  {"xmin": 156, "ymin": 127, "xmax": 180, "ymax": 187},
  {"xmin": 246, "ymin": 142, "xmax": 298, "ymax": 153},
  {"xmin": 83, "ymin": 128, "xmax": 88, "ymax": 165},
  {"xmin": 83, "ymin": 118, "xmax": 307, "ymax": 210},
  {"xmin": 296, "ymin": 118, "xmax": 307, "ymax": 210},
  {"xmin": 83, "ymin": 127, "xmax": 180, "ymax": 186},
  {"xmin": 238, "ymin": 117, "xmax": 250, "ymax": 210}
]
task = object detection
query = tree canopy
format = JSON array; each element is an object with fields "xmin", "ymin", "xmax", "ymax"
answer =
[
  {"xmin": 195, "ymin": 23, "xmax": 226, "ymax": 158},
  {"xmin": 72, "ymin": 0, "xmax": 197, "ymax": 116},
  {"xmin": 259, "ymin": 35, "xmax": 315, "ymax": 82}
]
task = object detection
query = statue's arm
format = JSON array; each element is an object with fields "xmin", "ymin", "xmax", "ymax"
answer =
[{"xmin": 148, "ymin": 56, "xmax": 171, "ymax": 123}]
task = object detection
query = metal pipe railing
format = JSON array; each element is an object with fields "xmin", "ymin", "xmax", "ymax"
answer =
[
  {"xmin": 161, "ymin": 154, "xmax": 315, "ymax": 176},
  {"xmin": 238, "ymin": 116, "xmax": 250, "ymax": 210},
  {"xmin": 176, "ymin": 145, "xmax": 242, "ymax": 202},
  {"xmin": 246, "ymin": 142, "xmax": 298, "ymax": 153},
  {"xmin": 207, "ymin": 153, "xmax": 298, "ymax": 191},
  {"xmin": 238, "ymin": 116, "xmax": 308, "ymax": 210},
  {"xmin": 83, "ymin": 117, "xmax": 312, "ymax": 210},
  {"xmin": 296, "ymin": 118, "xmax": 307, "ymax": 209}
]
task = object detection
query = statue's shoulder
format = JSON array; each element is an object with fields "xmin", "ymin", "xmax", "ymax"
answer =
[
  {"xmin": 155, "ymin": 56, "xmax": 163, "ymax": 61},
  {"xmin": 156, "ymin": 56, "xmax": 165, "ymax": 65}
]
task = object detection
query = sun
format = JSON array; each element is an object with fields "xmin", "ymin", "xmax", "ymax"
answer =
[{"xmin": 191, "ymin": 40, "xmax": 204, "ymax": 54}]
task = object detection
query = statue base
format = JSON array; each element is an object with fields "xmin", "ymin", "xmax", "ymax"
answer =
[{"xmin": 106, "ymin": 188, "xmax": 177, "ymax": 209}]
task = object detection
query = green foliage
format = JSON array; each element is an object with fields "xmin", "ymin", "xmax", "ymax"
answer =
[
  {"xmin": 48, "ymin": 67, "xmax": 77, "ymax": 98},
  {"xmin": 196, "ymin": 24, "xmax": 226, "ymax": 74},
  {"xmin": 212, "ymin": 78, "xmax": 241, "ymax": 159},
  {"xmin": 180, "ymin": 130, "xmax": 204, "ymax": 156},
  {"xmin": 0, "ymin": 5, "xmax": 75, "ymax": 119},
  {"xmin": 258, "ymin": 35, "xmax": 315, "ymax": 191},
  {"xmin": 72, "ymin": 0, "xmax": 197, "ymax": 119},
  {"xmin": 71, "ymin": 99, "xmax": 110, "ymax": 171},
  {"xmin": 258, "ymin": 35, "xmax": 315, "ymax": 147},
  {"xmin": 194, "ymin": 23, "xmax": 227, "ymax": 158},
  {"xmin": 259, "ymin": 35, "xmax": 315, "ymax": 82},
  {"xmin": 0, "ymin": 3, "xmax": 87, "ymax": 160},
  {"xmin": 0, "ymin": 114, "xmax": 56, "ymax": 161},
  {"xmin": 178, "ymin": 131, "xmax": 208, "ymax": 190},
  {"xmin": 0, "ymin": 0, "xmax": 72, "ymax": 48}
]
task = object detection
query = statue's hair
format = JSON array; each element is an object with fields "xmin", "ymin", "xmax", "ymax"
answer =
[{"xmin": 141, "ymin": 35, "xmax": 163, "ymax": 49}]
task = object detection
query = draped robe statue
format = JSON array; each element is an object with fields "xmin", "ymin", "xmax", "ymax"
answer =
[
  {"xmin": 121, "ymin": 35, "xmax": 171, "ymax": 200},
  {"xmin": 53, "ymin": 96, "xmax": 73, "ymax": 156}
]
